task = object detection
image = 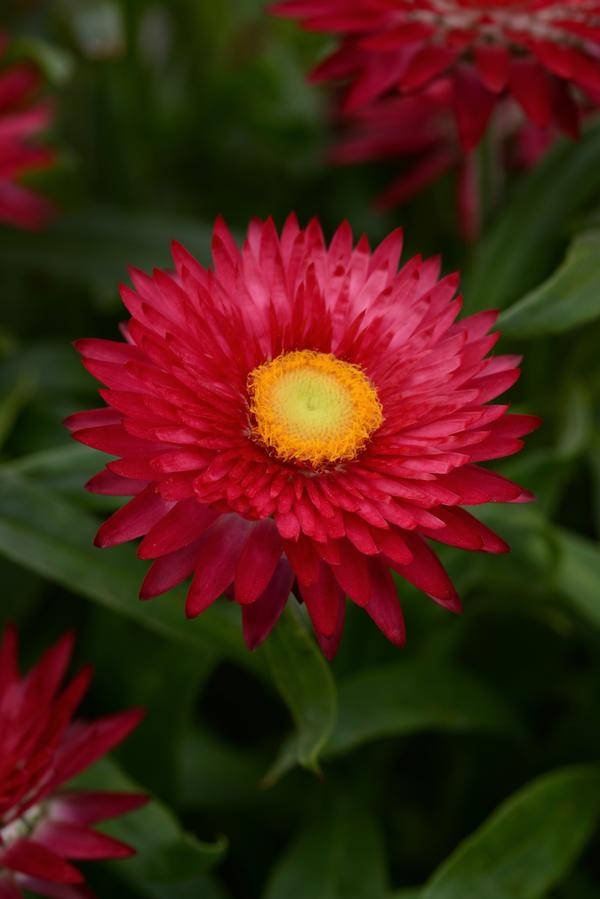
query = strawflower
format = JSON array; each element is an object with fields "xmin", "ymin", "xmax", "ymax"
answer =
[
  {"xmin": 67, "ymin": 216, "xmax": 539, "ymax": 657},
  {"xmin": 0, "ymin": 626, "xmax": 146, "ymax": 898},
  {"xmin": 0, "ymin": 33, "xmax": 55, "ymax": 229},
  {"xmin": 332, "ymin": 78, "xmax": 555, "ymax": 238},
  {"xmin": 272, "ymin": 0, "xmax": 600, "ymax": 151}
]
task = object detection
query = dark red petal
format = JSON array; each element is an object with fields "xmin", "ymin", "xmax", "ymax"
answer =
[
  {"xmin": 94, "ymin": 486, "xmax": 171, "ymax": 548},
  {"xmin": 299, "ymin": 564, "xmax": 344, "ymax": 639},
  {"xmin": 453, "ymin": 64, "xmax": 496, "ymax": 151},
  {"xmin": 242, "ymin": 558, "xmax": 294, "ymax": 650},
  {"xmin": 235, "ymin": 519, "xmax": 282, "ymax": 604},
  {"xmin": 390, "ymin": 533, "xmax": 461, "ymax": 612},
  {"xmin": 36, "ymin": 821, "xmax": 135, "ymax": 860},
  {"xmin": 365, "ymin": 561, "xmax": 405, "ymax": 646},
  {"xmin": 509, "ymin": 59, "xmax": 553, "ymax": 128},
  {"xmin": 137, "ymin": 498, "xmax": 217, "ymax": 559},
  {"xmin": 331, "ymin": 539, "xmax": 372, "ymax": 606},
  {"xmin": 186, "ymin": 516, "xmax": 250, "ymax": 617},
  {"xmin": 51, "ymin": 791, "xmax": 148, "ymax": 824},
  {"xmin": 475, "ymin": 43, "xmax": 510, "ymax": 92},
  {"xmin": 0, "ymin": 840, "xmax": 83, "ymax": 884}
]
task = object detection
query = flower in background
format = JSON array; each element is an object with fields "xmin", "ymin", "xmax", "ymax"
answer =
[
  {"xmin": 0, "ymin": 33, "xmax": 55, "ymax": 229},
  {"xmin": 0, "ymin": 626, "xmax": 146, "ymax": 898},
  {"xmin": 331, "ymin": 78, "xmax": 555, "ymax": 239},
  {"xmin": 271, "ymin": 0, "xmax": 600, "ymax": 150},
  {"xmin": 67, "ymin": 217, "xmax": 538, "ymax": 657}
]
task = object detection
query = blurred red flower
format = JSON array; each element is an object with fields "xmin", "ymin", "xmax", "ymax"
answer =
[
  {"xmin": 331, "ymin": 78, "xmax": 555, "ymax": 238},
  {"xmin": 0, "ymin": 33, "xmax": 55, "ymax": 229},
  {"xmin": 0, "ymin": 627, "xmax": 146, "ymax": 899},
  {"xmin": 272, "ymin": 0, "xmax": 600, "ymax": 150},
  {"xmin": 67, "ymin": 217, "xmax": 539, "ymax": 657}
]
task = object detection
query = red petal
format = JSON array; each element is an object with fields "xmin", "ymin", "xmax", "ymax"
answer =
[
  {"xmin": 137, "ymin": 498, "xmax": 217, "ymax": 559},
  {"xmin": 242, "ymin": 559, "xmax": 294, "ymax": 650},
  {"xmin": 390, "ymin": 534, "xmax": 461, "ymax": 612},
  {"xmin": 365, "ymin": 561, "xmax": 405, "ymax": 646},
  {"xmin": 235, "ymin": 520, "xmax": 282, "ymax": 604},
  {"xmin": 475, "ymin": 43, "xmax": 510, "ymax": 92},
  {"xmin": 454, "ymin": 64, "xmax": 496, "ymax": 150},
  {"xmin": 36, "ymin": 821, "xmax": 134, "ymax": 860},
  {"xmin": 509, "ymin": 59, "xmax": 553, "ymax": 128},
  {"xmin": 1, "ymin": 840, "xmax": 82, "ymax": 884},
  {"xmin": 401, "ymin": 45, "xmax": 456, "ymax": 91},
  {"xmin": 300, "ymin": 564, "xmax": 344, "ymax": 639},
  {"xmin": 95, "ymin": 486, "xmax": 172, "ymax": 548},
  {"xmin": 186, "ymin": 516, "xmax": 250, "ymax": 617},
  {"xmin": 51, "ymin": 791, "xmax": 148, "ymax": 824},
  {"xmin": 331, "ymin": 539, "xmax": 372, "ymax": 606}
]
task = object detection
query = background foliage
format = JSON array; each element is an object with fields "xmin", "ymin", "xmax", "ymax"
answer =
[{"xmin": 2, "ymin": 1, "xmax": 600, "ymax": 897}]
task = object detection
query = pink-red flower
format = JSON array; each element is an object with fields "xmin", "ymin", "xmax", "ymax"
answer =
[
  {"xmin": 272, "ymin": 0, "xmax": 600, "ymax": 150},
  {"xmin": 332, "ymin": 78, "xmax": 554, "ymax": 238},
  {"xmin": 0, "ymin": 33, "xmax": 55, "ymax": 230},
  {"xmin": 0, "ymin": 626, "xmax": 146, "ymax": 899},
  {"xmin": 67, "ymin": 216, "xmax": 539, "ymax": 657}
]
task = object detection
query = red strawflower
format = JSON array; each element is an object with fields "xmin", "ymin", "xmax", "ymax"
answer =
[
  {"xmin": 0, "ymin": 626, "xmax": 146, "ymax": 899},
  {"xmin": 272, "ymin": 0, "xmax": 600, "ymax": 151},
  {"xmin": 67, "ymin": 216, "xmax": 539, "ymax": 657},
  {"xmin": 0, "ymin": 33, "xmax": 55, "ymax": 230},
  {"xmin": 332, "ymin": 78, "xmax": 555, "ymax": 238}
]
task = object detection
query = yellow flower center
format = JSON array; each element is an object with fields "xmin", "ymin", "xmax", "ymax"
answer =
[{"xmin": 247, "ymin": 350, "xmax": 383, "ymax": 468}]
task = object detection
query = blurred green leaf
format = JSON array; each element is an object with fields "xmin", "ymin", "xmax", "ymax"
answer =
[
  {"xmin": 0, "ymin": 470, "xmax": 261, "ymax": 673},
  {"xmin": 0, "ymin": 208, "xmax": 213, "ymax": 301},
  {"xmin": 262, "ymin": 606, "xmax": 336, "ymax": 776},
  {"xmin": 264, "ymin": 794, "xmax": 388, "ymax": 899},
  {"xmin": 554, "ymin": 528, "xmax": 600, "ymax": 630},
  {"xmin": 422, "ymin": 766, "xmax": 600, "ymax": 899},
  {"xmin": 500, "ymin": 232, "xmax": 600, "ymax": 337},
  {"xmin": 12, "ymin": 36, "xmax": 76, "ymax": 84},
  {"xmin": 324, "ymin": 660, "xmax": 523, "ymax": 759},
  {"xmin": 466, "ymin": 122, "xmax": 600, "ymax": 311},
  {"xmin": 0, "ymin": 375, "xmax": 31, "ymax": 451},
  {"xmin": 72, "ymin": 757, "xmax": 226, "ymax": 883}
]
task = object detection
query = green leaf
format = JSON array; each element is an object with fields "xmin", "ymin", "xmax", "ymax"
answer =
[
  {"xmin": 466, "ymin": 121, "xmax": 600, "ymax": 312},
  {"xmin": 0, "ymin": 470, "xmax": 261, "ymax": 674},
  {"xmin": 262, "ymin": 605, "xmax": 336, "ymax": 777},
  {"xmin": 71, "ymin": 757, "xmax": 226, "ymax": 883},
  {"xmin": 264, "ymin": 794, "xmax": 388, "ymax": 899},
  {"xmin": 500, "ymin": 232, "xmax": 600, "ymax": 337},
  {"xmin": 0, "ymin": 207, "xmax": 213, "ymax": 301},
  {"xmin": 324, "ymin": 660, "xmax": 523, "ymax": 759},
  {"xmin": 553, "ymin": 528, "xmax": 600, "ymax": 630},
  {"xmin": 422, "ymin": 766, "xmax": 600, "ymax": 899}
]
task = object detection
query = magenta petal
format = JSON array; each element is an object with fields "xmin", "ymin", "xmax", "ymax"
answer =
[
  {"xmin": 0, "ymin": 877, "xmax": 22, "ymax": 899},
  {"xmin": 365, "ymin": 561, "xmax": 405, "ymax": 646},
  {"xmin": 0, "ymin": 840, "xmax": 83, "ymax": 884},
  {"xmin": 186, "ymin": 515, "xmax": 250, "ymax": 617},
  {"xmin": 36, "ymin": 821, "xmax": 134, "ymax": 860},
  {"xmin": 50, "ymin": 791, "xmax": 148, "ymax": 825},
  {"xmin": 242, "ymin": 558, "xmax": 294, "ymax": 650},
  {"xmin": 94, "ymin": 486, "xmax": 172, "ymax": 548},
  {"xmin": 235, "ymin": 519, "xmax": 283, "ymax": 604}
]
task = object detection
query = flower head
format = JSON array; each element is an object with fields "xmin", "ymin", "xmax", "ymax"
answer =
[
  {"xmin": 272, "ymin": 0, "xmax": 600, "ymax": 150},
  {"xmin": 0, "ymin": 33, "xmax": 55, "ymax": 229},
  {"xmin": 67, "ymin": 216, "xmax": 539, "ymax": 657},
  {"xmin": 0, "ymin": 626, "xmax": 146, "ymax": 899},
  {"xmin": 332, "ymin": 78, "xmax": 555, "ymax": 238}
]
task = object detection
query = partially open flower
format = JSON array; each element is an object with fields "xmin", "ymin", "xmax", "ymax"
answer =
[
  {"xmin": 0, "ymin": 626, "xmax": 146, "ymax": 898},
  {"xmin": 67, "ymin": 216, "xmax": 539, "ymax": 657},
  {"xmin": 272, "ymin": 0, "xmax": 600, "ymax": 150},
  {"xmin": 0, "ymin": 33, "xmax": 55, "ymax": 229}
]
